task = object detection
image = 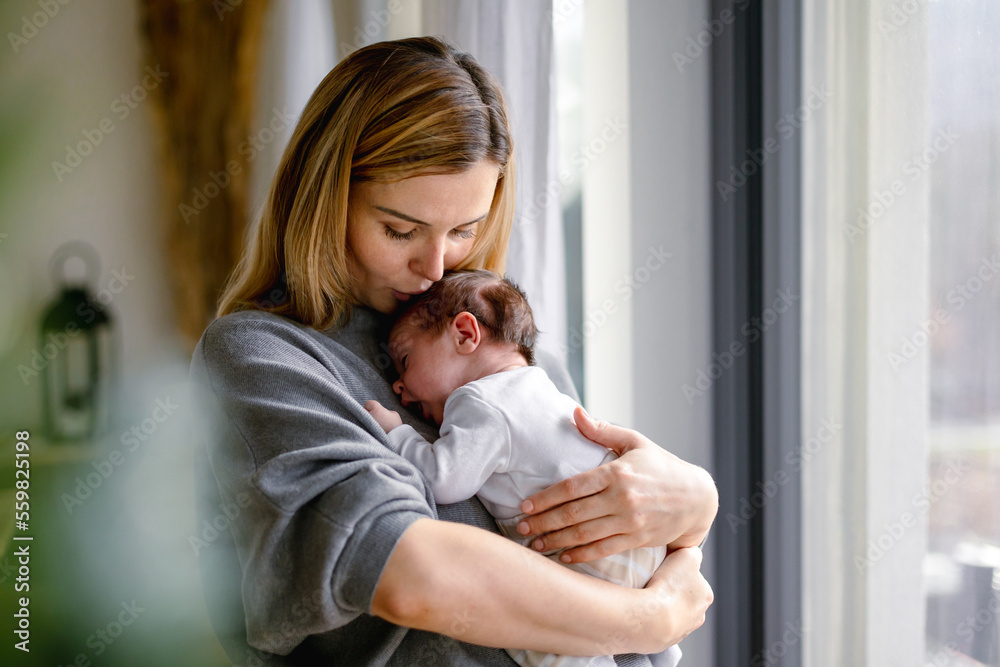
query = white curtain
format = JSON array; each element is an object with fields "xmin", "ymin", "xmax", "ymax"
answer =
[
  {"xmin": 250, "ymin": 0, "xmax": 337, "ymax": 216},
  {"xmin": 801, "ymin": 1, "xmax": 930, "ymax": 663},
  {"xmin": 421, "ymin": 0, "xmax": 568, "ymax": 363}
]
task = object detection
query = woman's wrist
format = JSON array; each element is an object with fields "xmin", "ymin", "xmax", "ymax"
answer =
[
  {"xmin": 636, "ymin": 546, "xmax": 712, "ymax": 652},
  {"xmin": 619, "ymin": 586, "xmax": 679, "ymax": 655},
  {"xmin": 673, "ymin": 464, "xmax": 719, "ymax": 549}
]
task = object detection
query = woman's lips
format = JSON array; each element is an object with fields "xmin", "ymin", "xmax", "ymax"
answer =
[{"xmin": 392, "ymin": 289, "xmax": 426, "ymax": 301}]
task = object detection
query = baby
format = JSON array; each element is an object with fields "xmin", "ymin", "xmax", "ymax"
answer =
[{"xmin": 364, "ymin": 269, "xmax": 680, "ymax": 667}]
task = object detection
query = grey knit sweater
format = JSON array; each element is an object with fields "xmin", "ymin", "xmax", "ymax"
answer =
[{"xmin": 190, "ymin": 307, "xmax": 654, "ymax": 666}]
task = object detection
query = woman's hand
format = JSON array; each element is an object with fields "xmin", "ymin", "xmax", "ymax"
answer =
[
  {"xmin": 640, "ymin": 546, "xmax": 713, "ymax": 651},
  {"xmin": 516, "ymin": 407, "xmax": 719, "ymax": 563},
  {"xmin": 365, "ymin": 400, "xmax": 403, "ymax": 432}
]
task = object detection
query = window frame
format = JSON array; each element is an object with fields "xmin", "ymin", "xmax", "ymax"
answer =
[{"xmin": 709, "ymin": 0, "xmax": 805, "ymax": 663}]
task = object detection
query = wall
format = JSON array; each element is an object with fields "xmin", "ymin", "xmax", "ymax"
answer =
[
  {"xmin": 0, "ymin": 0, "xmax": 189, "ymax": 433},
  {"xmin": 0, "ymin": 2, "xmax": 226, "ymax": 662},
  {"xmin": 628, "ymin": 0, "xmax": 716, "ymax": 664}
]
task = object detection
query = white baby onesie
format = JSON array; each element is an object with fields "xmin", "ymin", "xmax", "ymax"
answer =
[{"xmin": 386, "ymin": 366, "xmax": 680, "ymax": 667}]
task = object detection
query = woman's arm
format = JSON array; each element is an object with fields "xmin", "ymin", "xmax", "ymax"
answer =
[
  {"xmin": 192, "ymin": 313, "xmax": 441, "ymax": 655},
  {"xmin": 195, "ymin": 313, "xmax": 712, "ymax": 657},
  {"xmin": 516, "ymin": 408, "xmax": 719, "ymax": 563},
  {"xmin": 373, "ymin": 518, "xmax": 712, "ymax": 656}
]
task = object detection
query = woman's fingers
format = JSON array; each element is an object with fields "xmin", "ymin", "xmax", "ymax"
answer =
[
  {"xmin": 520, "ymin": 408, "xmax": 649, "ymax": 520},
  {"xmin": 572, "ymin": 407, "xmax": 643, "ymax": 455},
  {"xmin": 561, "ymin": 534, "xmax": 635, "ymax": 565},
  {"xmin": 519, "ymin": 464, "xmax": 614, "ymax": 524},
  {"xmin": 556, "ymin": 530, "xmax": 639, "ymax": 564},
  {"xmin": 521, "ymin": 407, "xmax": 719, "ymax": 564},
  {"xmin": 524, "ymin": 514, "xmax": 623, "ymax": 553},
  {"xmin": 660, "ymin": 543, "xmax": 703, "ymax": 573}
]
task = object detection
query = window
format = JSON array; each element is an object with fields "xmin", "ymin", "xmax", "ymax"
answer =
[
  {"xmin": 801, "ymin": 1, "xmax": 1000, "ymax": 664},
  {"xmin": 924, "ymin": 1, "xmax": 1000, "ymax": 663}
]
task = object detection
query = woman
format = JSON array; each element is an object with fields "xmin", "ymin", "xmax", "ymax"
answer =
[{"xmin": 191, "ymin": 37, "xmax": 716, "ymax": 666}]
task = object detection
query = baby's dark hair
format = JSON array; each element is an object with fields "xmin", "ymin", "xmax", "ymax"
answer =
[{"xmin": 393, "ymin": 269, "xmax": 538, "ymax": 364}]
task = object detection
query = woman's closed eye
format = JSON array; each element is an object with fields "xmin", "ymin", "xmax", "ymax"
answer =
[
  {"xmin": 384, "ymin": 226, "xmax": 416, "ymax": 241},
  {"xmin": 382, "ymin": 224, "xmax": 477, "ymax": 241}
]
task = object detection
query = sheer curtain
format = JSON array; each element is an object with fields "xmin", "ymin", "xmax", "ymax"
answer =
[
  {"xmin": 249, "ymin": 0, "xmax": 336, "ymax": 217},
  {"xmin": 421, "ymin": 0, "xmax": 568, "ymax": 363},
  {"xmin": 801, "ymin": 1, "xmax": 930, "ymax": 663}
]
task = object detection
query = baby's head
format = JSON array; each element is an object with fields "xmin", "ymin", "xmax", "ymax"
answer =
[{"xmin": 387, "ymin": 270, "xmax": 537, "ymax": 424}]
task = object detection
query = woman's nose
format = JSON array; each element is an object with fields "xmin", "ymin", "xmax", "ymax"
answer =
[{"xmin": 411, "ymin": 238, "xmax": 446, "ymax": 282}]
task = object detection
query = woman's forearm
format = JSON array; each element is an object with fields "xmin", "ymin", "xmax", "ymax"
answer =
[{"xmin": 372, "ymin": 518, "xmax": 672, "ymax": 656}]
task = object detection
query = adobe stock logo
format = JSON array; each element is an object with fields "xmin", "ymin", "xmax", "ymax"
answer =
[
  {"xmin": 682, "ymin": 288, "xmax": 799, "ymax": 403},
  {"xmin": 716, "ymin": 85, "xmax": 832, "ymax": 202},
  {"xmin": 7, "ymin": 0, "xmax": 73, "ymax": 54},
  {"xmin": 671, "ymin": 0, "xmax": 753, "ymax": 74},
  {"xmin": 886, "ymin": 253, "xmax": 1000, "ymax": 372},
  {"xmin": 844, "ymin": 127, "xmax": 959, "ymax": 243},
  {"xmin": 179, "ymin": 108, "xmax": 294, "ymax": 224},
  {"xmin": 17, "ymin": 267, "xmax": 134, "ymax": 386},
  {"xmin": 725, "ymin": 417, "xmax": 841, "ymax": 533},
  {"xmin": 853, "ymin": 458, "xmax": 971, "ymax": 573},
  {"xmin": 559, "ymin": 245, "xmax": 672, "ymax": 355},
  {"xmin": 60, "ymin": 396, "xmax": 180, "ymax": 514},
  {"xmin": 51, "ymin": 65, "xmax": 169, "ymax": 182}
]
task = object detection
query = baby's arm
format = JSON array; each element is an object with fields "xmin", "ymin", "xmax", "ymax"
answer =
[{"xmin": 364, "ymin": 393, "xmax": 510, "ymax": 505}]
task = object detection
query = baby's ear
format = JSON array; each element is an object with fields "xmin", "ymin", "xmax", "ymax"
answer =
[{"xmin": 451, "ymin": 311, "xmax": 481, "ymax": 353}]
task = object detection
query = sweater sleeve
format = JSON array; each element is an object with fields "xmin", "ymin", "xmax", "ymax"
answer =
[
  {"xmin": 387, "ymin": 392, "xmax": 511, "ymax": 505},
  {"xmin": 190, "ymin": 314, "xmax": 436, "ymax": 656}
]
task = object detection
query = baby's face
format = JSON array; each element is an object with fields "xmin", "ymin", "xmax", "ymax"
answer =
[{"xmin": 388, "ymin": 323, "xmax": 470, "ymax": 425}]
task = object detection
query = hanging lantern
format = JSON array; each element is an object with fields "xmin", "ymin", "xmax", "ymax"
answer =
[{"xmin": 40, "ymin": 242, "xmax": 117, "ymax": 442}]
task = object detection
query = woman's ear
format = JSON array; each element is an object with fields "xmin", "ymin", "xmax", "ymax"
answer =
[{"xmin": 450, "ymin": 311, "xmax": 482, "ymax": 354}]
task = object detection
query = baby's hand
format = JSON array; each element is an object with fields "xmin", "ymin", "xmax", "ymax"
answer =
[{"xmin": 364, "ymin": 400, "xmax": 403, "ymax": 432}]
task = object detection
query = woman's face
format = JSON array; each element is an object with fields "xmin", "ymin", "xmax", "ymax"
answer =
[{"xmin": 346, "ymin": 161, "xmax": 501, "ymax": 313}]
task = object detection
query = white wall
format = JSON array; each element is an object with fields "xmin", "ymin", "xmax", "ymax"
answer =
[
  {"xmin": 627, "ymin": 0, "xmax": 715, "ymax": 664},
  {"xmin": 581, "ymin": 0, "xmax": 634, "ymax": 424},
  {"xmin": 0, "ymin": 2, "xmax": 224, "ymax": 662}
]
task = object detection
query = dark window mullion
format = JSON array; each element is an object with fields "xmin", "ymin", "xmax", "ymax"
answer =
[{"xmin": 711, "ymin": 0, "xmax": 765, "ymax": 663}]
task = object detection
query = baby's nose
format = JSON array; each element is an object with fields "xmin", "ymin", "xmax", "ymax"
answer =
[{"xmin": 392, "ymin": 379, "xmax": 404, "ymax": 396}]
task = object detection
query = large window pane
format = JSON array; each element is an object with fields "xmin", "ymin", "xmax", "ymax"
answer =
[{"xmin": 925, "ymin": 1, "xmax": 1000, "ymax": 664}]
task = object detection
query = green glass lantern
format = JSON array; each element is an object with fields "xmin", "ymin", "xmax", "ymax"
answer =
[{"xmin": 40, "ymin": 242, "xmax": 117, "ymax": 441}]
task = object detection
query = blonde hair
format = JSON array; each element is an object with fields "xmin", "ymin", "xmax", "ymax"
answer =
[{"xmin": 218, "ymin": 37, "xmax": 516, "ymax": 329}]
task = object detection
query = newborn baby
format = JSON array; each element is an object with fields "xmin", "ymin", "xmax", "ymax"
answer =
[{"xmin": 364, "ymin": 269, "xmax": 680, "ymax": 667}]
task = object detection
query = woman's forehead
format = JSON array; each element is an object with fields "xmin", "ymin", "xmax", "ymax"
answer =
[{"xmin": 355, "ymin": 163, "xmax": 499, "ymax": 226}]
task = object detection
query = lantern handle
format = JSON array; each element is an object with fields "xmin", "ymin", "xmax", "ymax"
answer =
[{"xmin": 49, "ymin": 241, "xmax": 101, "ymax": 290}]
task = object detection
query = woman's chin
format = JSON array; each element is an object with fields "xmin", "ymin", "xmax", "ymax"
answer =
[{"xmin": 362, "ymin": 291, "xmax": 402, "ymax": 314}]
